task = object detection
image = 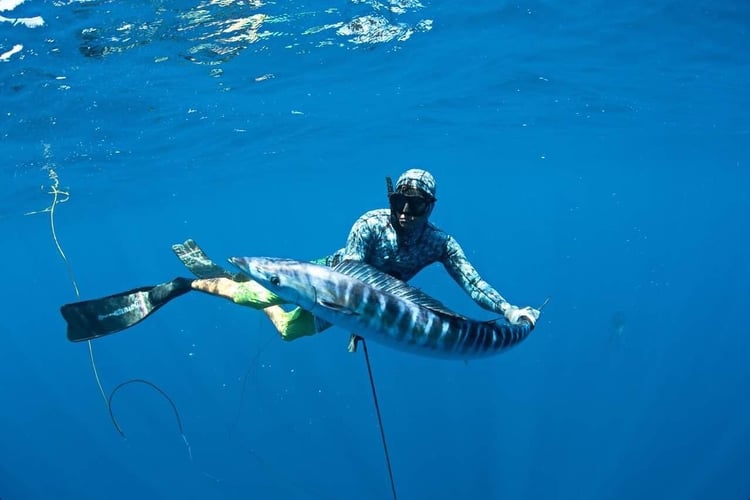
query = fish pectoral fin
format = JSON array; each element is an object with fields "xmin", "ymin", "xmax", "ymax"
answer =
[{"xmin": 318, "ymin": 299, "xmax": 359, "ymax": 315}]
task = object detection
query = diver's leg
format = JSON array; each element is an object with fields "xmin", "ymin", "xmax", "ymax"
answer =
[
  {"xmin": 191, "ymin": 277, "xmax": 285, "ymax": 308},
  {"xmin": 176, "ymin": 241, "xmax": 330, "ymax": 341},
  {"xmin": 263, "ymin": 306, "xmax": 333, "ymax": 341},
  {"xmin": 191, "ymin": 278, "xmax": 318, "ymax": 340}
]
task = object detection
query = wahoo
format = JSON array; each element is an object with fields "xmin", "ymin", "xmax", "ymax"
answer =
[{"xmin": 229, "ymin": 257, "xmax": 534, "ymax": 359}]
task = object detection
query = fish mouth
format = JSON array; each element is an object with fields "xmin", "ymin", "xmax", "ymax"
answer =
[
  {"xmin": 228, "ymin": 257, "xmax": 241, "ymax": 266},
  {"xmin": 228, "ymin": 256, "xmax": 247, "ymax": 270},
  {"xmin": 229, "ymin": 256, "xmax": 259, "ymax": 277}
]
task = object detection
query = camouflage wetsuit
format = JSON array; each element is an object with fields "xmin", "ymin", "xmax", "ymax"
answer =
[{"xmin": 322, "ymin": 209, "xmax": 509, "ymax": 313}]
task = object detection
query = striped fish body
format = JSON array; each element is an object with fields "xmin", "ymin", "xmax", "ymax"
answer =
[{"xmin": 229, "ymin": 257, "xmax": 533, "ymax": 359}]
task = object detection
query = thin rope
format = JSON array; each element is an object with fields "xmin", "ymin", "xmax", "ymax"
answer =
[
  {"xmin": 27, "ymin": 168, "xmax": 109, "ymax": 406},
  {"xmin": 28, "ymin": 165, "xmax": 190, "ymax": 460},
  {"xmin": 360, "ymin": 337, "xmax": 398, "ymax": 500},
  {"xmin": 108, "ymin": 378, "xmax": 192, "ymax": 461}
]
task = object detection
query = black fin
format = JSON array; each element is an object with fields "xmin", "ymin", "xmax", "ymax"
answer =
[
  {"xmin": 332, "ymin": 260, "xmax": 467, "ymax": 319},
  {"xmin": 61, "ymin": 278, "xmax": 193, "ymax": 342},
  {"xmin": 172, "ymin": 239, "xmax": 249, "ymax": 281}
]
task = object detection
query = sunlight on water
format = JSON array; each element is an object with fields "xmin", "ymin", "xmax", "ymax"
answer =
[{"xmin": 61, "ymin": 0, "xmax": 432, "ymax": 65}]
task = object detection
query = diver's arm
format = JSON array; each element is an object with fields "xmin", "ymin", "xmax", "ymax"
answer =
[
  {"xmin": 441, "ymin": 236, "xmax": 540, "ymax": 326},
  {"xmin": 441, "ymin": 236, "xmax": 511, "ymax": 315}
]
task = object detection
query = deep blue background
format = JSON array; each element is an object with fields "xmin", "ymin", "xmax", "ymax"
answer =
[{"xmin": 1, "ymin": 1, "xmax": 748, "ymax": 499}]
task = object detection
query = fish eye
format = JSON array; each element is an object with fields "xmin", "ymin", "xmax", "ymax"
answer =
[{"xmin": 270, "ymin": 275, "xmax": 281, "ymax": 286}]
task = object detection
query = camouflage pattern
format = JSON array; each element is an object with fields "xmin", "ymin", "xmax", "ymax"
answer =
[
  {"xmin": 395, "ymin": 168, "xmax": 437, "ymax": 199},
  {"xmin": 323, "ymin": 209, "xmax": 510, "ymax": 315}
]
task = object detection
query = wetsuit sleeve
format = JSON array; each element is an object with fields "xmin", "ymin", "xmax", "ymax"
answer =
[
  {"xmin": 341, "ymin": 213, "xmax": 374, "ymax": 261},
  {"xmin": 441, "ymin": 235, "xmax": 510, "ymax": 314}
]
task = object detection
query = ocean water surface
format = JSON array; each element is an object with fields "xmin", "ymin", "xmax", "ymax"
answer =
[{"xmin": 1, "ymin": 0, "xmax": 749, "ymax": 499}]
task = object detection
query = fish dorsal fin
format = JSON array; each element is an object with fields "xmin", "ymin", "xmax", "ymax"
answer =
[{"xmin": 332, "ymin": 260, "xmax": 467, "ymax": 319}]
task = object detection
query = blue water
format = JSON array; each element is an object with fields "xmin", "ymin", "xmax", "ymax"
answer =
[{"xmin": 2, "ymin": 1, "xmax": 749, "ymax": 498}]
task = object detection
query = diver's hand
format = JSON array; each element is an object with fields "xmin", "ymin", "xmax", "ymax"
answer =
[{"xmin": 504, "ymin": 305, "xmax": 540, "ymax": 327}]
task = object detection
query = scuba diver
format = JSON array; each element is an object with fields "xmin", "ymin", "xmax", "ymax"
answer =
[{"xmin": 61, "ymin": 169, "xmax": 541, "ymax": 342}]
